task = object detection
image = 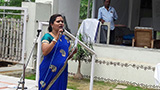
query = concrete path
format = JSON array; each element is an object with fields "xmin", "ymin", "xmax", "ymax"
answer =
[
  {"xmin": 0, "ymin": 65, "xmax": 72, "ymax": 90},
  {"xmin": 0, "ymin": 74, "xmax": 37, "ymax": 90},
  {"xmin": 0, "ymin": 74, "xmax": 73, "ymax": 90}
]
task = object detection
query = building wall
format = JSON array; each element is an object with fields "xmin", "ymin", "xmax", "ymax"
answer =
[
  {"xmin": 35, "ymin": 0, "xmax": 81, "ymax": 35},
  {"xmin": 22, "ymin": 2, "xmax": 51, "ymax": 68},
  {"xmin": 58, "ymin": 0, "xmax": 80, "ymax": 35},
  {"xmin": 68, "ymin": 44, "xmax": 160, "ymax": 86}
]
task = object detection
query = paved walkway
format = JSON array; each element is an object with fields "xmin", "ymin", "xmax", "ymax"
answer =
[
  {"xmin": 0, "ymin": 74, "xmax": 73, "ymax": 90},
  {"xmin": 0, "ymin": 74, "xmax": 37, "ymax": 90},
  {"xmin": 0, "ymin": 65, "xmax": 73, "ymax": 90}
]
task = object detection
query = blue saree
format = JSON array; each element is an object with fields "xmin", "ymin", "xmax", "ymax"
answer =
[{"xmin": 39, "ymin": 33, "xmax": 70, "ymax": 90}]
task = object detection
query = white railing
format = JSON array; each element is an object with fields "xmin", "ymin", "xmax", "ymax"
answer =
[
  {"xmin": 36, "ymin": 22, "xmax": 96, "ymax": 90},
  {"xmin": 0, "ymin": 6, "xmax": 28, "ymax": 63}
]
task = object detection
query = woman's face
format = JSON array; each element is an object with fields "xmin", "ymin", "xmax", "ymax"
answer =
[{"xmin": 51, "ymin": 16, "xmax": 64, "ymax": 31}]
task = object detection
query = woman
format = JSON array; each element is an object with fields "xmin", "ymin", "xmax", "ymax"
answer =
[{"xmin": 39, "ymin": 14, "xmax": 76, "ymax": 90}]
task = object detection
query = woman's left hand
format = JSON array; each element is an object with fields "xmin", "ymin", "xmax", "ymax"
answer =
[{"xmin": 68, "ymin": 47, "xmax": 78, "ymax": 60}]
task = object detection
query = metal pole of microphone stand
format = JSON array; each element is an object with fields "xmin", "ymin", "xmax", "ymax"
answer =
[
  {"xmin": 16, "ymin": 29, "xmax": 42, "ymax": 90},
  {"xmin": 22, "ymin": 64, "xmax": 25, "ymax": 90},
  {"xmin": 16, "ymin": 41, "xmax": 37, "ymax": 90}
]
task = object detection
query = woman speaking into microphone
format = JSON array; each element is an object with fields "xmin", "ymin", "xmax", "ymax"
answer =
[{"xmin": 39, "ymin": 14, "xmax": 77, "ymax": 90}]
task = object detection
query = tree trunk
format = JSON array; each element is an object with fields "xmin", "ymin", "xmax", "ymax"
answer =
[{"xmin": 74, "ymin": 60, "xmax": 83, "ymax": 79}]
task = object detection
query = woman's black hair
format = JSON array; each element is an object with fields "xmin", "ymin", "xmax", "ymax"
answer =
[{"xmin": 48, "ymin": 14, "xmax": 62, "ymax": 32}]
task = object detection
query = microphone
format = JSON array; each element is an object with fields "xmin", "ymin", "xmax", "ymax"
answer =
[{"xmin": 62, "ymin": 28, "xmax": 65, "ymax": 33}]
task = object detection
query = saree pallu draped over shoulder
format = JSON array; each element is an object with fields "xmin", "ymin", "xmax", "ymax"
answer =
[{"xmin": 39, "ymin": 34, "xmax": 70, "ymax": 90}]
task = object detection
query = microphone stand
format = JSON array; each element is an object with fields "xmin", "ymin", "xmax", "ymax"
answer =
[{"xmin": 16, "ymin": 29, "xmax": 42, "ymax": 90}]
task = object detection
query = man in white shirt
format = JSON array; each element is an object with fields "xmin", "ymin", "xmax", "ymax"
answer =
[{"xmin": 98, "ymin": 0, "xmax": 118, "ymax": 44}]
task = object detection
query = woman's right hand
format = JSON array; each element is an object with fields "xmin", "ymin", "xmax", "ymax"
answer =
[{"xmin": 55, "ymin": 28, "xmax": 64, "ymax": 40}]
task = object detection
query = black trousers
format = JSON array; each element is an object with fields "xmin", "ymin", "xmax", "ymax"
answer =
[{"xmin": 100, "ymin": 26, "xmax": 115, "ymax": 44}]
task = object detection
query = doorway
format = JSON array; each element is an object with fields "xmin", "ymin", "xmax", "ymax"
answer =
[{"xmin": 139, "ymin": 0, "xmax": 152, "ymax": 27}]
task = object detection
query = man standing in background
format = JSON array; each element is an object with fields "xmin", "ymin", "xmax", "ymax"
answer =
[{"xmin": 98, "ymin": 0, "xmax": 118, "ymax": 44}]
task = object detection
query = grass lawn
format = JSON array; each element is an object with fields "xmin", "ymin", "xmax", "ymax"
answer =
[{"xmin": 25, "ymin": 74, "xmax": 150, "ymax": 90}]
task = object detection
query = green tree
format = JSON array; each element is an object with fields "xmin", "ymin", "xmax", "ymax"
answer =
[
  {"xmin": 72, "ymin": 34, "xmax": 93, "ymax": 79},
  {"xmin": 80, "ymin": 0, "xmax": 92, "ymax": 19}
]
